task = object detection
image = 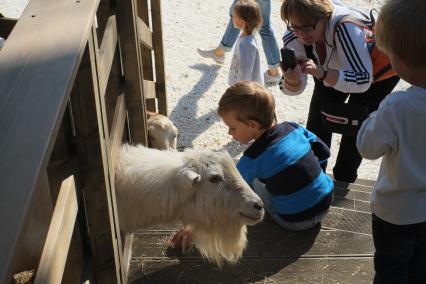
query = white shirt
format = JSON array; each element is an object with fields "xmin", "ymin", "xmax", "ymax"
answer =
[
  {"xmin": 228, "ymin": 35, "xmax": 263, "ymax": 86},
  {"xmin": 357, "ymin": 86, "xmax": 426, "ymax": 225}
]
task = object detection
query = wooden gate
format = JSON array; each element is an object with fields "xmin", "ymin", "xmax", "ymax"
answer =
[{"xmin": 0, "ymin": 0, "xmax": 167, "ymax": 283}]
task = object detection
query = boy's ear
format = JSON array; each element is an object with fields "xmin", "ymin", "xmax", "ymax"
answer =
[{"xmin": 247, "ymin": 119, "xmax": 261, "ymax": 129}]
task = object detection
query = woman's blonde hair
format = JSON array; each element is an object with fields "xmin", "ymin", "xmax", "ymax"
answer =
[
  {"xmin": 218, "ymin": 81, "xmax": 276, "ymax": 129},
  {"xmin": 280, "ymin": 0, "xmax": 333, "ymax": 24},
  {"xmin": 233, "ymin": 0, "xmax": 263, "ymax": 35},
  {"xmin": 375, "ymin": 0, "xmax": 426, "ymax": 66}
]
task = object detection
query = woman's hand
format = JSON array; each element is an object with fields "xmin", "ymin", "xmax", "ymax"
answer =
[
  {"xmin": 300, "ymin": 59, "xmax": 325, "ymax": 80},
  {"xmin": 283, "ymin": 63, "xmax": 302, "ymax": 85}
]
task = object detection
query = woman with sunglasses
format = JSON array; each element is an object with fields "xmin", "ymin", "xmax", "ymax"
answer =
[{"xmin": 278, "ymin": 0, "xmax": 399, "ymax": 183}]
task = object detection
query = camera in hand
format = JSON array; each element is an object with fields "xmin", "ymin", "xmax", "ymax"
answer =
[{"xmin": 281, "ymin": 48, "xmax": 297, "ymax": 71}]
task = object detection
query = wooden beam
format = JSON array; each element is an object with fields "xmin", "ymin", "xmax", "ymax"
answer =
[
  {"xmin": 136, "ymin": 17, "xmax": 152, "ymax": 50},
  {"xmin": 70, "ymin": 27, "xmax": 123, "ymax": 284},
  {"xmin": 34, "ymin": 176, "xmax": 78, "ymax": 284},
  {"xmin": 151, "ymin": 0, "xmax": 168, "ymax": 116},
  {"xmin": 136, "ymin": 0, "xmax": 156, "ymax": 112},
  {"xmin": 109, "ymin": 94, "xmax": 127, "ymax": 178},
  {"xmin": 98, "ymin": 15, "xmax": 118, "ymax": 97},
  {"xmin": 0, "ymin": 0, "xmax": 98, "ymax": 282},
  {"xmin": 143, "ymin": 80, "xmax": 156, "ymax": 99},
  {"xmin": 116, "ymin": 0, "xmax": 148, "ymax": 145}
]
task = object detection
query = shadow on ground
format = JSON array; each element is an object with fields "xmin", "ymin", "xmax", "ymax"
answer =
[
  {"xmin": 128, "ymin": 218, "xmax": 320, "ymax": 283},
  {"xmin": 170, "ymin": 63, "xmax": 222, "ymax": 149}
]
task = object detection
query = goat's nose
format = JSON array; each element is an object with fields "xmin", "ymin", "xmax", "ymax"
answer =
[{"xmin": 254, "ymin": 201, "xmax": 263, "ymax": 211}]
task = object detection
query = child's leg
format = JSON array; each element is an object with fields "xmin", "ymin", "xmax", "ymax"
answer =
[
  {"xmin": 252, "ymin": 179, "xmax": 327, "ymax": 231},
  {"xmin": 407, "ymin": 222, "xmax": 426, "ymax": 283},
  {"xmin": 218, "ymin": 0, "xmax": 240, "ymax": 52},
  {"xmin": 372, "ymin": 214, "xmax": 417, "ymax": 284}
]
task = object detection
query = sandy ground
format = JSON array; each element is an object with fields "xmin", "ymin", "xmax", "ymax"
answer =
[{"xmin": 1, "ymin": 0, "xmax": 410, "ymax": 181}]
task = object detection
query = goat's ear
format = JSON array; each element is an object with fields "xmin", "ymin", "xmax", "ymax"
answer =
[{"xmin": 177, "ymin": 168, "xmax": 201, "ymax": 189}]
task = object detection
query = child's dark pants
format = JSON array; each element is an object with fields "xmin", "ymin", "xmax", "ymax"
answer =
[{"xmin": 372, "ymin": 214, "xmax": 426, "ymax": 284}]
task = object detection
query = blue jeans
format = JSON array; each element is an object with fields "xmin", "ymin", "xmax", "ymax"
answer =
[
  {"xmin": 219, "ymin": 0, "xmax": 280, "ymax": 69},
  {"xmin": 372, "ymin": 214, "xmax": 426, "ymax": 284},
  {"xmin": 252, "ymin": 179, "xmax": 328, "ymax": 231}
]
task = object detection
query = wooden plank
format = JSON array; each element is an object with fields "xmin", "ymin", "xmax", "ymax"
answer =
[
  {"xmin": 129, "ymin": 258, "xmax": 373, "ymax": 283},
  {"xmin": 8, "ymin": 171, "xmax": 54, "ymax": 281},
  {"xmin": 98, "ymin": 15, "xmax": 118, "ymax": 97},
  {"xmin": 92, "ymin": 22, "xmax": 126, "ymax": 278},
  {"xmin": 122, "ymin": 234, "xmax": 134, "ymax": 283},
  {"xmin": 131, "ymin": 230, "xmax": 373, "ymax": 259},
  {"xmin": 334, "ymin": 181, "xmax": 374, "ymax": 193},
  {"xmin": 70, "ymin": 29, "xmax": 122, "ymax": 283},
  {"xmin": 116, "ymin": 0, "xmax": 148, "ymax": 145},
  {"xmin": 136, "ymin": 16, "xmax": 152, "ymax": 49},
  {"xmin": 136, "ymin": 1, "xmax": 156, "ymax": 112},
  {"xmin": 334, "ymin": 187, "xmax": 371, "ymax": 202},
  {"xmin": 151, "ymin": 0, "xmax": 168, "ymax": 116},
  {"xmin": 109, "ymin": 94, "xmax": 127, "ymax": 176},
  {"xmin": 35, "ymin": 176, "xmax": 78, "ymax": 284},
  {"xmin": 322, "ymin": 207, "xmax": 372, "ymax": 235},
  {"xmin": 0, "ymin": 0, "xmax": 99, "ymax": 282},
  {"xmin": 143, "ymin": 79, "xmax": 156, "ymax": 99}
]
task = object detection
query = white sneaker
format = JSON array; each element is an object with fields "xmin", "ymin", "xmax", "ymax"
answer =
[
  {"xmin": 264, "ymin": 71, "xmax": 282, "ymax": 85},
  {"xmin": 197, "ymin": 48, "xmax": 225, "ymax": 64}
]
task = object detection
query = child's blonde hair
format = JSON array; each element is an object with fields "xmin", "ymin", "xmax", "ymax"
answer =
[
  {"xmin": 218, "ymin": 81, "xmax": 276, "ymax": 129},
  {"xmin": 233, "ymin": 0, "xmax": 263, "ymax": 35},
  {"xmin": 375, "ymin": 0, "xmax": 426, "ymax": 66},
  {"xmin": 280, "ymin": 0, "xmax": 333, "ymax": 24}
]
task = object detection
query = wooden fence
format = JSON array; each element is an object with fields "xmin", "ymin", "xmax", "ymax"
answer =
[{"xmin": 0, "ymin": 0, "xmax": 167, "ymax": 283}]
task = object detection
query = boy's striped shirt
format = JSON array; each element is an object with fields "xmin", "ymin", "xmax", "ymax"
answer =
[{"xmin": 237, "ymin": 122, "xmax": 334, "ymax": 222}]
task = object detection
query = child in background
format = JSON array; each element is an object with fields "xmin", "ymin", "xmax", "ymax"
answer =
[
  {"xmin": 356, "ymin": 0, "xmax": 426, "ymax": 282},
  {"xmin": 227, "ymin": 0, "xmax": 264, "ymax": 86},
  {"xmin": 219, "ymin": 81, "xmax": 334, "ymax": 230}
]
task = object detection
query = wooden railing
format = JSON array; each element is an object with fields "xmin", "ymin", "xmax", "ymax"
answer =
[{"xmin": 0, "ymin": 0, "xmax": 167, "ymax": 283}]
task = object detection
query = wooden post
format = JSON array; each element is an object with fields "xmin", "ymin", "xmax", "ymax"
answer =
[
  {"xmin": 70, "ymin": 26, "xmax": 123, "ymax": 284},
  {"xmin": 151, "ymin": 0, "xmax": 168, "ymax": 116},
  {"xmin": 137, "ymin": 0, "xmax": 156, "ymax": 112},
  {"xmin": 116, "ymin": 0, "xmax": 149, "ymax": 145}
]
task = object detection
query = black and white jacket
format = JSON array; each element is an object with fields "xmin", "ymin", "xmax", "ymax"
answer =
[{"xmin": 280, "ymin": 2, "xmax": 374, "ymax": 95}]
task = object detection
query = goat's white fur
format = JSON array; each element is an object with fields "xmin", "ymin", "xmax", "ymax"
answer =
[
  {"xmin": 147, "ymin": 111, "xmax": 178, "ymax": 150},
  {"xmin": 115, "ymin": 144, "xmax": 264, "ymax": 265}
]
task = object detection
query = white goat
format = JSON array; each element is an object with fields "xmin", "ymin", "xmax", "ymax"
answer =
[
  {"xmin": 147, "ymin": 111, "xmax": 178, "ymax": 150},
  {"xmin": 115, "ymin": 144, "xmax": 264, "ymax": 265}
]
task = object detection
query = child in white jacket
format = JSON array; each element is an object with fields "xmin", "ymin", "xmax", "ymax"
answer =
[
  {"xmin": 356, "ymin": 0, "xmax": 426, "ymax": 282},
  {"xmin": 228, "ymin": 0, "xmax": 263, "ymax": 86}
]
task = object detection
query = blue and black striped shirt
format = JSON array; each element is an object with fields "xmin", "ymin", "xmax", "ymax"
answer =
[{"xmin": 237, "ymin": 122, "xmax": 334, "ymax": 222}]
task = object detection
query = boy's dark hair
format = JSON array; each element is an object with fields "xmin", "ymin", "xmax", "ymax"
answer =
[
  {"xmin": 233, "ymin": 0, "xmax": 263, "ymax": 35},
  {"xmin": 218, "ymin": 81, "xmax": 276, "ymax": 129},
  {"xmin": 375, "ymin": 0, "xmax": 426, "ymax": 66}
]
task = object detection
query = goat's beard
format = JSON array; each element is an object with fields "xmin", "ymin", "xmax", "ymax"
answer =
[{"xmin": 191, "ymin": 222, "xmax": 248, "ymax": 266}]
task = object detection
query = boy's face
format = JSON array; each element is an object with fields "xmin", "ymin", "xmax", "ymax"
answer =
[{"xmin": 221, "ymin": 111, "xmax": 261, "ymax": 144}]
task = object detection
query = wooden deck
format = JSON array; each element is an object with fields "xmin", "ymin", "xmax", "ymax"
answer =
[{"xmin": 128, "ymin": 179, "xmax": 375, "ymax": 283}]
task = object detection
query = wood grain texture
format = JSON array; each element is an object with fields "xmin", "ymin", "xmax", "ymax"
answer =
[
  {"xmin": 0, "ymin": 0, "xmax": 98, "ymax": 282},
  {"xmin": 35, "ymin": 176, "xmax": 78, "ymax": 284}
]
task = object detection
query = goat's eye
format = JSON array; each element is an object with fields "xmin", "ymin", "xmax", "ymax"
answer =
[{"xmin": 209, "ymin": 174, "xmax": 222, "ymax": 183}]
